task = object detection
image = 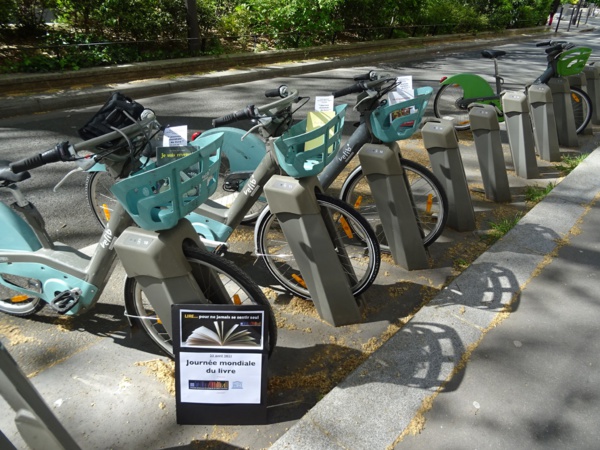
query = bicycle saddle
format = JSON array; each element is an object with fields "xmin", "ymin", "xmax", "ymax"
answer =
[
  {"xmin": 0, "ymin": 160, "xmax": 31, "ymax": 184},
  {"xmin": 481, "ymin": 50, "xmax": 507, "ymax": 59}
]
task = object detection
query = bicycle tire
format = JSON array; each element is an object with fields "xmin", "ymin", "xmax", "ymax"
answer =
[
  {"xmin": 86, "ymin": 171, "xmax": 119, "ymax": 228},
  {"xmin": 0, "ymin": 275, "xmax": 45, "ymax": 317},
  {"xmin": 340, "ymin": 159, "xmax": 448, "ymax": 249},
  {"xmin": 124, "ymin": 243, "xmax": 277, "ymax": 358},
  {"xmin": 433, "ymin": 83, "xmax": 472, "ymax": 131},
  {"xmin": 255, "ymin": 193, "xmax": 380, "ymax": 299},
  {"xmin": 570, "ymin": 87, "xmax": 592, "ymax": 135}
]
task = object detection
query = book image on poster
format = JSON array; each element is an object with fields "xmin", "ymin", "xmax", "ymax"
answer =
[{"xmin": 180, "ymin": 309, "xmax": 265, "ymax": 351}]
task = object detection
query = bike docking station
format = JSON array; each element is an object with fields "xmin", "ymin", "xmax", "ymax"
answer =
[
  {"xmin": 527, "ymin": 84, "xmax": 561, "ymax": 162},
  {"xmin": 262, "ymin": 105, "xmax": 364, "ymax": 326},
  {"xmin": 358, "ymin": 142, "xmax": 428, "ymax": 269},
  {"xmin": 584, "ymin": 65, "xmax": 600, "ymax": 125},
  {"xmin": 356, "ymin": 87, "xmax": 432, "ymax": 269},
  {"xmin": 501, "ymin": 90, "xmax": 540, "ymax": 179},
  {"xmin": 422, "ymin": 118, "xmax": 476, "ymax": 232},
  {"xmin": 548, "ymin": 77, "xmax": 579, "ymax": 147},
  {"xmin": 467, "ymin": 103, "xmax": 512, "ymax": 202}
]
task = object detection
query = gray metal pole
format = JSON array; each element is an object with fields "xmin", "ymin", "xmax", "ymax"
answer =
[
  {"xmin": 357, "ymin": 143, "xmax": 428, "ymax": 269},
  {"xmin": 468, "ymin": 103, "xmax": 512, "ymax": 202},
  {"xmin": 263, "ymin": 175, "xmax": 362, "ymax": 326},
  {"xmin": 422, "ymin": 118, "xmax": 476, "ymax": 232},
  {"xmin": 501, "ymin": 91, "xmax": 539, "ymax": 179},
  {"xmin": 527, "ymin": 84, "xmax": 561, "ymax": 162}
]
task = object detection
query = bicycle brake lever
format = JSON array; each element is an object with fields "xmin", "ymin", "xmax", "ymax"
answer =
[
  {"xmin": 353, "ymin": 90, "xmax": 379, "ymax": 110},
  {"xmin": 53, "ymin": 167, "xmax": 84, "ymax": 192},
  {"xmin": 241, "ymin": 120, "xmax": 268, "ymax": 140}
]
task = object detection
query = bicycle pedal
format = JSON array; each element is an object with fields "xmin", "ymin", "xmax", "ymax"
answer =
[{"xmin": 50, "ymin": 288, "xmax": 81, "ymax": 314}]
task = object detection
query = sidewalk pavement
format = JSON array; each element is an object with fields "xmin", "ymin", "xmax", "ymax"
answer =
[{"xmin": 1, "ymin": 25, "xmax": 600, "ymax": 450}]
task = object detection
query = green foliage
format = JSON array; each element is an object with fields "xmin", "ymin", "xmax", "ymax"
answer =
[
  {"xmin": 554, "ymin": 153, "xmax": 588, "ymax": 176},
  {"xmin": 245, "ymin": 0, "xmax": 345, "ymax": 47},
  {"xmin": 1, "ymin": 0, "xmax": 558, "ymax": 73},
  {"xmin": 525, "ymin": 182, "xmax": 555, "ymax": 203},
  {"xmin": 485, "ymin": 213, "xmax": 523, "ymax": 243}
]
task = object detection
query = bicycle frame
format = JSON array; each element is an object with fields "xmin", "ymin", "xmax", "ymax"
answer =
[{"xmin": 186, "ymin": 133, "xmax": 279, "ymax": 244}]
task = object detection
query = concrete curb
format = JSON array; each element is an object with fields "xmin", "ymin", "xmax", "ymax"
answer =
[{"xmin": 270, "ymin": 148, "xmax": 600, "ymax": 449}]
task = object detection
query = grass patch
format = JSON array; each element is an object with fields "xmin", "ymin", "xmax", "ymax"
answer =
[
  {"xmin": 555, "ymin": 153, "xmax": 588, "ymax": 176},
  {"xmin": 525, "ymin": 183, "xmax": 555, "ymax": 204},
  {"xmin": 484, "ymin": 213, "xmax": 523, "ymax": 244}
]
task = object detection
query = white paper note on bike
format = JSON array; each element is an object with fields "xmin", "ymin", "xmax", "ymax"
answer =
[
  {"xmin": 314, "ymin": 96, "xmax": 334, "ymax": 112},
  {"xmin": 163, "ymin": 125, "xmax": 188, "ymax": 147},
  {"xmin": 389, "ymin": 76, "xmax": 415, "ymax": 120}
]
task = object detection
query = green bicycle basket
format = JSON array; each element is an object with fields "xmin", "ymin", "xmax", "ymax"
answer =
[
  {"xmin": 369, "ymin": 86, "xmax": 433, "ymax": 143},
  {"xmin": 273, "ymin": 104, "xmax": 346, "ymax": 178},
  {"xmin": 111, "ymin": 132, "xmax": 223, "ymax": 231},
  {"xmin": 556, "ymin": 47, "xmax": 592, "ymax": 77}
]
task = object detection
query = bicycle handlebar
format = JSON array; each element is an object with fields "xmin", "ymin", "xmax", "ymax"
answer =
[
  {"xmin": 9, "ymin": 114, "xmax": 159, "ymax": 174},
  {"xmin": 332, "ymin": 77, "xmax": 395, "ymax": 98},
  {"xmin": 354, "ymin": 71, "xmax": 378, "ymax": 81},
  {"xmin": 10, "ymin": 142, "xmax": 73, "ymax": 174},
  {"xmin": 212, "ymin": 106, "xmax": 257, "ymax": 127},
  {"xmin": 213, "ymin": 88, "xmax": 301, "ymax": 127}
]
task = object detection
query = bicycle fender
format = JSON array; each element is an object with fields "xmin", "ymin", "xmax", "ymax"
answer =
[
  {"xmin": 200, "ymin": 127, "xmax": 265, "ymax": 173},
  {"xmin": 0, "ymin": 202, "xmax": 42, "ymax": 251}
]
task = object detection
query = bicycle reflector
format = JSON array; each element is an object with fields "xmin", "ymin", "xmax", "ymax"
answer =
[{"xmin": 440, "ymin": 76, "xmax": 448, "ymax": 82}]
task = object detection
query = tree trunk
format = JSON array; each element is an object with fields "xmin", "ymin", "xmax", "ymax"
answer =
[{"xmin": 186, "ymin": 0, "xmax": 201, "ymax": 53}]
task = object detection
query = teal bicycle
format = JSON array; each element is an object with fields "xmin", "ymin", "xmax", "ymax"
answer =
[{"xmin": 0, "ymin": 105, "xmax": 277, "ymax": 358}]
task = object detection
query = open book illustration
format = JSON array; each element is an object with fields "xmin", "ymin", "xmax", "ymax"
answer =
[{"xmin": 186, "ymin": 321, "xmax": 259, "ymax": 347}]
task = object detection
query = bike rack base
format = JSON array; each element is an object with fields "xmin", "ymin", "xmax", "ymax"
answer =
[
  {"xmin": 357, "ymin": 143, "xmax": 428, "ymax": 269},
  {"xmin": 502, "ymin": 91, "xmax": 540, "ymax": 179},
  {"xmin": 528, "ymin": 84, "xmax": 561, "ymax": 163},
  {"xmin": 548, "ymin": 77, "xmax": 579, "ymax": 147},
  {"xmin": 422, "ymin": 119, "xmax": 476, "ymax": 232},
  {"xmin": 0, "ymin": 343, "xmax": 81, "ymax": 450},
  {"xmin": 584, "ymin": 66, "xmax": 600, "ymax": 125},
  {"xmin": 263, "ymin": 175, "xmax": 362, "ymax": 327},
  {"xmin": 468, "ymin": 104, "xmax": 512, "ymax": 202}
]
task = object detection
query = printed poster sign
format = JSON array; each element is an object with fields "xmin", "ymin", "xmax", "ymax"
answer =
[{"xmin": 172, "ymin": 304, "xmax": 269, "ymax": 425}]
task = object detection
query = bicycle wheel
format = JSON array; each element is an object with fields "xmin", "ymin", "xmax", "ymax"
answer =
[
  {"xmin": 86, "ymin": 171, "xmax": 118, "ymax": 228},
  {"xmin": 256, "ymin": 194, "xmax": 380, "ymax": 299},
  {"xmin": 0, "ymin": 275, "xmax": 45, "ymax": 317},
  {"xmin": 433, "ymin": 83, "xmax": 472, "ymax": 131},
  {"xmin": 124, "ymin": 243, "xmax": 277, "ymax": 358},
  {"xmin": 340, "ymin": 160, "xmax": 448, "ymax": 249},
  {"xmin": 571, "ymin": 87, "xmax": 592, "ymax": 135}
]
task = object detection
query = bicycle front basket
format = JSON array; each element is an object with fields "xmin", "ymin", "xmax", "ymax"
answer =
[
  {"xmin": 556, "ymin": 47, "xmax": 592, "ymax": 77},
  {"xmin": 369, "ymin": 86, "xmax": 433, "ymax": 142},
  {"xmin": 111, "ymin": 133, "xmax": 223, "ymax": 231},
  {"xmin": 273, "ymin": 104, "xmax": 346, "ymax": 178}
]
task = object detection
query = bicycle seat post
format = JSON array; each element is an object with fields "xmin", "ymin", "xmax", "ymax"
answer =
[{"xmin": 493, "ymin": 58, "xmax": 503, "ymax": 95}]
